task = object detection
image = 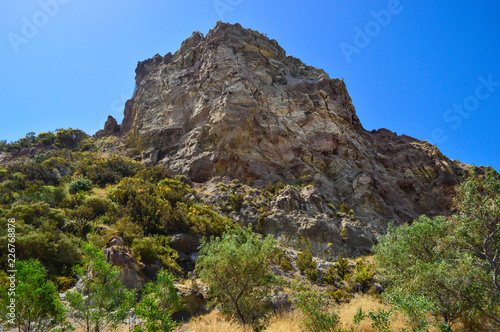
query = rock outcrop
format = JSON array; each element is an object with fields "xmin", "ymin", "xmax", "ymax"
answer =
[
  {"xmin": 95, "ymin": 115, "xmax": 121, "ymax": 137},
  {"xmin": 101, "ymin": 22, "xmax": 471, "ymax": 256}
]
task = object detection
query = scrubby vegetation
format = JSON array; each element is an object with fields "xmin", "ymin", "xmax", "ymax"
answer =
[
  {"xmin": 197, "ymin": 226, "xmax": 278, "ymax": 330},
  {"xmin": 0, "ymin": 129, "xmax": 499, "ymax": 331}
]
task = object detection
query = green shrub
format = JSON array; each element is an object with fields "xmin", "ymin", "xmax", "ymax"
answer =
[
  {"xmin": 34, "ymin": 150, "xmax": 56, "ymax": 163},
  {"xmin": 37, "ymin": 131, "xmax": 56, "ymax": 146},
  {"xmin": 228, "ymin": 192, "xmax": 245, "ymax": 212},
  {"xmin": 354, "ymin": 262, "xmax": 375, "ymax": 290},
  {"xmin": 8, "ymin": 202, "xmax": 65, "ymax": 228},
  {"xmin": 133, "ymin": 269, "xmax": 183, "ymax": 332},
  {"xmin": 77, "ymin": 139, "xmax": 96, "ymax": 152},
  {"xmin": 66, "ymin": 205, "xmax": 95, "ymax": 221},
  {"xmin": 262, "ymin": 181, "xmax": 285, "ymax": 201},
  {"xmin": 77, "ymin": 155, "xmax": 143, "ymax": 187},
  {"xmin": 1, "ymin": 225, "xmax": 81, "ymax": 276},
  {"xmin": 40, "ymin": 186, "xmax": 67, "ymax": 207},
  {"xmin": 323, "ymin": 265, "xmax": 337, "ymax": 286},
  {"xmin": 66, "ymin": 242, "xmax": 134, "ymax": 332},
  {"xmin": 55, "ymin": 128, "xmax": 89, "ymax": 150},
  {"xmin": 339, "ymin": 202, "xmax": 350, "ymax": 214},
  {"xmin": 278, "ymin": 252, "xmax": 293, "ymax": 272},
  {"xmin": 82, "ymin": 196, "xmax": 112, "ymax": 217},
  {"xmin": 62, "ymin": 191, "xmax": 88, "ymax": 209},
  {"xmin": 182, "ymin": 203, "xmax": 234, "ymax": 237},
  {"xmin": 135, "ymin": 166, "xmax": 171, "ymax": 183},
  {"xmin": 297, "ymin": 249, "xmax": 318, "ymax": 281},
  {"xmin": 63, "ymin": 219, "xmax": 92, "ymax": 238},
  {"xmin": 125, "ymin": 192, "xmax": 173, "ymax": 235},
  {"xmin": 295, "ymin": 290, "xmax": 341, "ymax": 332},
  {"xmin": 0, "ymin": 259, "xmax": 66, "ymax": 331},
  {"xmin": 157, "ymin": 178, "xmax": 192, "ymax": 206},
  {"xmin": 132, "ymin": 236, "xmax": 181, "ymax": 275},
  {"xmin": 68, "ymin": 178, "xmax": 93, "ymax": 194},
  {"xmin": 335, "ymin": 254, "xmax": 350, "ymax": 280},
  {"xmin": 7, "ymin": 163, "xmax": 60, "ymax": 187},
  {"xmin": 353, "ymin": 307, "xmax": 392, "ymax": 332},
  {"xmin": 132, "ymin": 237, "xmax": 159, "ymax": 264},
  {"xmin": 383, "ymin": 289, "xmax": 436, "ymax": 332},
  {"xmin": 109, "ymin": 178, "xmax": 154, "ymax": 205},
  {"xmin": 197, "ymin": 226, "xmax": 278, "ymax": 329}
]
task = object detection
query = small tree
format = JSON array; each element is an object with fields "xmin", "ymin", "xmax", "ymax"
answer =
[
  {"xmin": 450, "ymin": 169, "xmax": 500, "ymax": 327},
  {"xmin": 374, "ymin": 216, "xmax": 469, "ymax": 326},
  {"xmin": 55, "ymin": 128, "xmax": 89, "ymax": 150},
  {"xmin": 66, "ymin": 242, "xmax": 134, "ymax": 332},
  {"xmin": 0, "ymin": 259, "xmax": 67, "ymax": 332},
  {"xmin": 294, "ymin": 289, "xmax": 341, "ymax": 332},
  {"xmin": 133, "ymin": 269, "xmax": 183, "ymax": 332},
  {"xmin": 196, "ymin": 226, "xmax": 278, "ymax": 329}
]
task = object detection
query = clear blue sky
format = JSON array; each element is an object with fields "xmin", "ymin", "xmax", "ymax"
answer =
[{"xmin": 1, "ymin": 1, "xmax": 499, "ymax": 170}]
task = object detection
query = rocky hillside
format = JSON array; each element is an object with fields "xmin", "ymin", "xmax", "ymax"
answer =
[{"xmin": 98, "ymin": 22, "xmax": 471, "ymax": 257}]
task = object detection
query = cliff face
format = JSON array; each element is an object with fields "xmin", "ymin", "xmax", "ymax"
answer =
[{"xmin": 109, "ymin": 22, "xmax": 468, "ymax": 256}]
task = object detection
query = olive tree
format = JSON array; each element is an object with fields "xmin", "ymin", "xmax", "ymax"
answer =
[
  {"xmin": 375, "ymin": 169, "xmax": 500, "ymax": 329},
  {"xmin": 196, "ymin": 226, "xmax": 278, "ymax": 329},
  {"xmin": 133, "ymin": 269, "xmax": 183, "ymax": 332},
  {"xmin": 66, "ymin": 242, "xmax": 134, "ymax": 332},
  {"xmin": 0, "ymin": 259, "xmax": 67, "ymax": 332},
  {"xmin": 450, "ymin": 169, "xmax": 500, "ymax": 326}
]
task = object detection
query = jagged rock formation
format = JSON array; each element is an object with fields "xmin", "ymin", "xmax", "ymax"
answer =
[
  {"xmin": 95, "ymin": 115, "xmax": 121, "ymax": 137},
  {"xmin": 103, "ymin": 22, "xmax": 470, "ymax": 256}
]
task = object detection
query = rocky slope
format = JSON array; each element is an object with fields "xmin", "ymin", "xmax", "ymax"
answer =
[{"xmin": 100, "ymin": 22, "xmax": 470, "ymax": 257}]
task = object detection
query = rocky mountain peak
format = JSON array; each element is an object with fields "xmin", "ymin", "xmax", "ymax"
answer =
[{"xmin": 102, "ymin": 22, "xmax": 472, "ymax": 256}]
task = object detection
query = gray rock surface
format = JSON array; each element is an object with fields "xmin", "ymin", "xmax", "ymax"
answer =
[{"xmin": 99, "ymin": 22, "xmax": 472, "ymax": 257}]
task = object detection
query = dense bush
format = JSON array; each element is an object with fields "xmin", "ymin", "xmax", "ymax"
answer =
[
  {"xmin": 228, "ymin": 192, "xmax": 245, "ymax": 212},
  {"xmin": 197, "ymin": 226, "xmax": 278, "ymax": 329},
  {"xmin": 82, "ymin": 196, "xmax": 113, "ymax": 217},
  {"xmin": 335, "ymin": 254, "xmax": 351, "ymax": 280},
  {"xmin": 297, "ymin": 249, "xmax": 318, "ymax": 281},
  {"xmin": 0, "ymin": 259, "xmax": 67, "ymax": 331},
  {"xmin": 63, "ymin": 219, "xmax": 92, "ymax": 239},
  {"xmin": 110, "ymin": 176, "xmax": 231, "ymax": 237},
  {"xmin": 40, "ymin": 185, "xmax": 67, "ymax": 207},
  {"xmin": 0, "ymin": 221, "xmax": 81, "ymax": 276},
  {"xmin": 135, "ymin": 165, "xmax": 171, "ymax": 183},
  {"xmin": 181, "ymin": 202, "xmax": 234, "ymax": 237},
  {"xmin": 375, "ymin": 170, "xmax": 500, "ymax": 329},
  {"xmin": 36, "ymin": 131, "xmax": 56, "ymax": 146},
  {"xmin": 77, "ymin": 155, "xmax": 143, "ymax": 187},
  {"xmin": 125, "ymin": 190, "xmax": 173, "ymax": 235},
  {"xmin": 131, "ymin": 236, "xmax": 182, "ymax": 275},
  {"xmin": 68, "ymin": 178, "xmax": 93, "ymax": 194},
  {"xmin": 133, "ymin": 269, "xmax": 183, "ymax": 332},
  {"xmin": 6, "ymin": 202, "xmax": 65, "ymax": 228},
  {"xmin": 6, "ymin": 163, "xmax": 60, "ymax": 188},
  {"xmin": 54, "ymin": 128, "xmax": 89, "ymax": 150},
  {"xmin": 353, "ymin": 260, "xmax": 375, "ymax": 290}
]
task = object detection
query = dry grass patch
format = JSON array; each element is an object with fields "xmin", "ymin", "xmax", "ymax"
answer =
[
  {"xmin": 175, "ymin": 311, "xmax": 250, "ymax": 332},
  {"xmin": 264, "ymin": 310, "xmax": 302, "ymax": 332},
  {"xmin": 338, "ymin": 294, "xmax": 406, "ymax": 331}
]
